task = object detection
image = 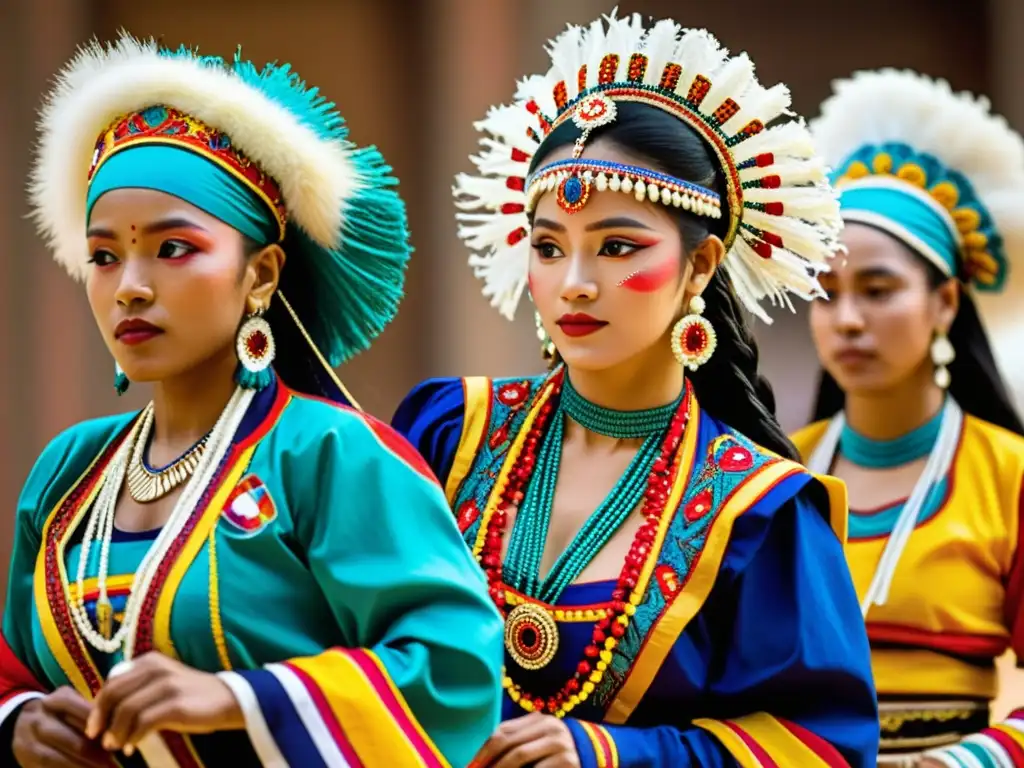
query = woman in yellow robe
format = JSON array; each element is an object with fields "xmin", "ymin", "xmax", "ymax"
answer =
[{"xmin": 793, "ymin": 68, "xmax": 1024, "ymax": 767}]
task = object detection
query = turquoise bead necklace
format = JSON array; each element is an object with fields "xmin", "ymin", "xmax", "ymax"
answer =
[
  {"xmin": 504, "ymin": 376, "xmax": 681, "ymax": 604},
  {"xmin": 839, "ymin": 404, "xmax": 944, "ymax": 468}
]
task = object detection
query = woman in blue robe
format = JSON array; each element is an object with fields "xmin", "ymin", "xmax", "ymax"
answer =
[
  {"xmin": 393, "ymin": 13, "xmax": 879, "ymax": 768},
  {"xmin": 0, "ymin": 33, "xmax": 502, "ymax": 768}
]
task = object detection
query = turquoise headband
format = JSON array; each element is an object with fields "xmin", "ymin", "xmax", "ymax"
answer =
[
  {"xmin": 831, "ymin": 141, "xmax": 1006, "ymax": 290},
  {"xmin": 838, "ymin": 180, "xmax": 959, "ymax": 276},
  {"xmin": 86, "ymin": 145, "xmax": 279, "ymax": 246}
]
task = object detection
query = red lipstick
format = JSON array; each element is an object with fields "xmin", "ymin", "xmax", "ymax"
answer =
[
  {"xmin": 556, "ymin": 312, "xmax": 608, "ymax": 337},
  {"xmin": 115, "ymin": 318, "xmax": 163, "ymax": 346}
]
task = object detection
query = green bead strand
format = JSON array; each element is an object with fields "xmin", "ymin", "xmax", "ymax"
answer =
[{"xmin": 503, "ymin": 382, "xmax": 679, "ymax": 604}]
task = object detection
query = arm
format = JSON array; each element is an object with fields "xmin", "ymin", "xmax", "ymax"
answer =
[
  {"xmin": 0, "ymin": 433, "xmax": 73, "ymax": 759},
  {"xmin": 563, "ymin": 492, "xmax": 879, "ymax": 768},
  {"xmin": 0, "ymin": 516, "xmax": 47, "ymax": 761},
  {"xmin": 218, "ymin": 412, "xmax": 503, "ymax": 768}
]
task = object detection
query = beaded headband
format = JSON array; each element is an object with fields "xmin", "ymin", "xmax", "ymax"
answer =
[
  {"xmin": 526, "ymin": 157, "xmax": 722, "ymax": 219},
  {"xmin": 454, "ymin": 12, "xmax": 842, "ymax": 323},
  {"xmin": 90, "ymin": 106, "xmax": 288, "ymax": 239}
]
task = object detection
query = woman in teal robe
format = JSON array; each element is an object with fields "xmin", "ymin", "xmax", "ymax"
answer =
[
  {"xmin": 393, "ymin": 13, "xmax": 879, "ymax": 768},
  {"xmin": 0, "ymin": 34, "xmax": 502, "ymax": 768}
]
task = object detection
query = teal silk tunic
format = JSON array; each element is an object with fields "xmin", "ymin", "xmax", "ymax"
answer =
[{"xmin": 0, "ymin": 378, "xmax": 504, "ymax": 767}]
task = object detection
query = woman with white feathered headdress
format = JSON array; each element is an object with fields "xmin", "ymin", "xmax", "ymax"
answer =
[
  {"xmin": 794, "ymin": 69, "xmax": 1024, "ymax": 767},
  {"xmin": 392, "ymin": 12, "xmax": 878, "ymax": 768},
  {"xmin": 0, "ymin": 34, "xmax": 504, "ymax": 768}
]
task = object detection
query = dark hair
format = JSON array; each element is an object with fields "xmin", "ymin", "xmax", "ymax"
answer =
[
  {"xmin": 241, "ymin": 234, "xmax": 351, "ymax": 403},
  {"xmin": 529, "ymin": 102, "xmax": 799, "ymax": 460},
  {"xmin": 813, "ymin": 241, "xmax": 1024, "ymax": 435}
]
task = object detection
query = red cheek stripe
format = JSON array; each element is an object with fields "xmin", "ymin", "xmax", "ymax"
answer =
[{"xmin": 618, "ymin": 258, "xmax": 677, "ymax": 292}]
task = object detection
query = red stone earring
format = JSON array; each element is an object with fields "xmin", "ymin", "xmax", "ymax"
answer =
[
  {"xmin": 671, "ymin": 296, "xmax": 716, "ymax": 371},
  {"xmin": 235, "ymin": 308, "xmax": 276, "ymax": 390}
]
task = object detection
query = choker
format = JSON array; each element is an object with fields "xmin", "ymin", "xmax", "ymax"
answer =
[
  {"xmin": 560, "ymin": 376, "xmax": 680, "ymax": 438},
  {"xmin": 839, "ymin": 406, "xmax": 944, "ymax": 468}
]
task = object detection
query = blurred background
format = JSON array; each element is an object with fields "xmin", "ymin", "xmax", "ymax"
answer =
[{"xmin": 2, "ymin": 0, "xmax": 1022, "ymax": 710}]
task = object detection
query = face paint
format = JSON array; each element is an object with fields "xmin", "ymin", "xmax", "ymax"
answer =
[{"xmin": 618, "ymin": 256, "xmax": 677, "ymax": 293}]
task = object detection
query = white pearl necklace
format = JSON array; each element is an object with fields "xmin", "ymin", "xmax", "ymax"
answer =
[{"xmin": 67, "ymin": 386, "xmax": 255, "ymax": 658}]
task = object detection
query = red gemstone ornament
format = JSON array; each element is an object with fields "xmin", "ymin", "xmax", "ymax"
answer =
[
  {"xmin": 235, "ymin": 314, "xmax": 275, "ymax": 374},
  {"xmin": 718, "ymin": 445, "xmax": 754, "ymax": 472},
  {"xmin": 670, "ymin": 297, "xmax": 717, "ymax": 372}
]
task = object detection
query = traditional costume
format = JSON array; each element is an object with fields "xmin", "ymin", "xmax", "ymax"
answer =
[
  {"xmin": 393, "ymin": 13, "xmax": 879, "ymax": 768},
  {"xmin": 0, "ymin": 34, "xmax": 503, "ymax": 767},
  {"xmin": 795, "ymin": 68, "xmax": 1024, "ymax": 766}
]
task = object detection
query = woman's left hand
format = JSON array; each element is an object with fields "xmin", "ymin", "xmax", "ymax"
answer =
[
  {"xmin": 85, "ymin": 652, "xmax": 244, "ymax": 755},
  {"xmin": 471, "ymin": 712, "xmax": 581, "ymax": 768}
]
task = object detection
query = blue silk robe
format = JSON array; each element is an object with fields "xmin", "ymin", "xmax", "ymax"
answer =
[
  {"xmin": 392, "ymin": 372, "xmax": 880, "ymax": 768},
  {"xmin": 0, "ymin": 377, "xmax": 503, "ymax": 767}
]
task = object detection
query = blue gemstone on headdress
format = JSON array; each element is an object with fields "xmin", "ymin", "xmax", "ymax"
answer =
[
  {"xmin": 563, "ymin": 176, "xmax": 584, "ymax": 204},
  {"xmin": 140, "ymin": 106, "xmax": 168, "ymax": 126}
]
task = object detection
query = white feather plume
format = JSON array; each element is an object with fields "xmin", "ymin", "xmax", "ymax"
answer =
[
  {"xmin": 30, "ymin": 32, "xmax": 358, "ymax": 282},
  {"xmin": 454, "ymin": 12, "xmax": 842, "ymax": 322}
]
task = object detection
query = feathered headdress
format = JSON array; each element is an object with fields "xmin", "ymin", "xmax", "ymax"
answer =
[
  {"xmin": 811, "ymin": 68, "xmax": 1024, "ymax": 294},
  {"xmin": 453, "ymin": 12, "xmax": 843, "ymax": 323},
  {"xmin": 29, "ymin": 32, "xmax": 409, "ymax": 367}
]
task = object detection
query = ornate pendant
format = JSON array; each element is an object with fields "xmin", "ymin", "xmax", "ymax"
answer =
[
  {"xmin": 504, "ymin": 602, "xmax": 560, "ymax": 670},
  {"xmin": 126, "ymin": 440, "xmax": 206, "ymax": 503}
]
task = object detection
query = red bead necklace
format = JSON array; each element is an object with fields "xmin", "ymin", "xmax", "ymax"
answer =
[{"xmin": 480, "ymin": 370, "xmax": 692, "ymax": 717}]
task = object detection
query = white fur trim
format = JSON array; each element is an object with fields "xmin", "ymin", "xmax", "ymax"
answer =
[{"xmin": 30, "ymin": 32, "xmax": 360, "ymax": 281}]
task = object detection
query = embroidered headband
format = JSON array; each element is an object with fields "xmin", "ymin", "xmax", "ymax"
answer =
[
  {"xmin": 811, "ymin": 68, "xmax": 1024, "ymax": 293},
  {"xmin": 454, "ymin": 12, "xmax": 843, "ymax": 323},
  {"xmin": 88, "ymin": 107, "xmax": 288, "ymax": 240},
  {"xmin": 29, "ymin": 33, "xmax": 411, "ymax": 367}
]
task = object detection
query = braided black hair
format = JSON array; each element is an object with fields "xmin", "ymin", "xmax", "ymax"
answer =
[
  {"xmin": 530, "ymin": 102, "xmax": 799, "ymax": 460},
  {"xmin": 813, "ymin": 238, "xmax": 1024, "ymax": 436}
]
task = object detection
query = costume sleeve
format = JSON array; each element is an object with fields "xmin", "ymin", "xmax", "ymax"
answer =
[
  {"xmin": 0, "ymin": 432, "xmax": 76, "ymax": 759},
  {"xmin": 0, "ymin": 516, "xmax": 48, "ymax": 759},
  {"xmin": 391, "ymin": 377, "xmax": 468, "ymax": 489},
  {"xmin": 218, "ymin": 412, "xmax": 503, "ymax": 768},
  {"xmin": 920, "ymin": 479, "xmax": 1024, "ymax": 765},
  {"xmin": 563, "ymin": 493, "xmax": 879, "ymax": 768}
]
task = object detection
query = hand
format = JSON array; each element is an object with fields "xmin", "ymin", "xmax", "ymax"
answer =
[
  {"xmin": 85, "ymin": 652, "xmax": 244, "ymax": 756},
  {"xmin": 915, "ymin": 760, "xmax": 947, "ymax": 768},
  {"xmin": 471, "ymin": 712, "xmax": 581, "ymax": 768},
  {"xmin": 12, "ymin": 687, "xmax": 112, "ymax": 767}
]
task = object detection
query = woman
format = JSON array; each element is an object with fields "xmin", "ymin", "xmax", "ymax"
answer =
[
  {"xmin": 794, "ymin": 68, "xmax": 1024, "ymax": 767},
  {"xmin": 0, "ymin": 34, "xmax": 503, "ymax": 768},
  {"xmin": 393, "ymin": 13, "xmax": 879, "ymax": 768}
]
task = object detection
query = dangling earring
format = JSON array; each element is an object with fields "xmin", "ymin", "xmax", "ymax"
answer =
[
  {"xmin": 113, "ymin": 361, "xmax": 129, "ymax": 396},
  {"xmin": 535, "ymin": 311, "xmax": 556, "ymax": 363},
  {"xmin": 671, "ymin": 295, "xmax": 717, "ymax": 371},
  {"xmin": 930, "ymin": 330, "xmax": 955, "ymax": 389},
  {"xmin": 235, "ymin": 308, "xmax": 276, "ymax": 391}
]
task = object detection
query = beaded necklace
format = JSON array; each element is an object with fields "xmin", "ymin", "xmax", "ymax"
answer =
[
  {"xmin": 504, "ymin": 376, "xmax": 680, "ymax": 603},
  {"xmin": 481, "ymin": 369, "xmax": 691, "ymax": 717},
  {"xmin": 839, "ymin": 405, "xmax": 943, "ymax": 468}
]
